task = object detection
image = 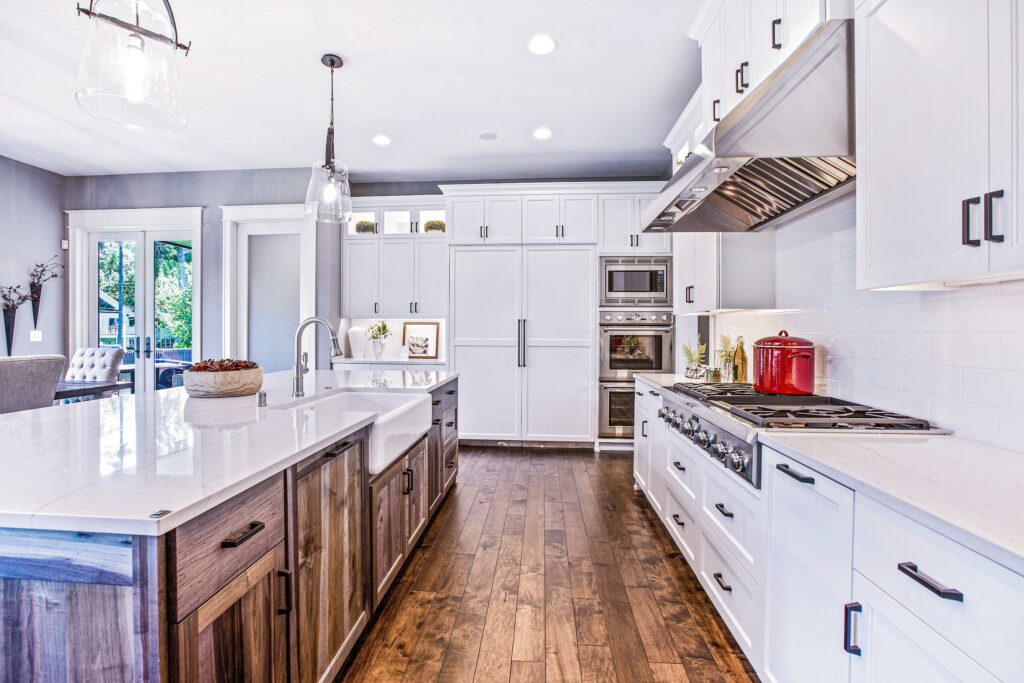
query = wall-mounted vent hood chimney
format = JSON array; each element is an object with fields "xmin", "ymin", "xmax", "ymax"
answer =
[{"xmin": 643, "ymin": 20, "xmax": 855, "ymax": 234}]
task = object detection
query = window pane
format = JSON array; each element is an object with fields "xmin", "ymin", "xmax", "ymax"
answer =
[{"xmin": 152, "ymin": 239, "xmax": 193, "ymax": 390}]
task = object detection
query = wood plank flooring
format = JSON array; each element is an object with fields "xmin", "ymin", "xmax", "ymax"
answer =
[{"xmin": 341, "ymin": 446, "xmax": 759, "ymax": 682}]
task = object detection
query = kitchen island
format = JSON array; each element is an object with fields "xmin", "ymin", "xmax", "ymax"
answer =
[{"xmin": 0, "ymin": 369, "xmax": 458, "ymax": 682}]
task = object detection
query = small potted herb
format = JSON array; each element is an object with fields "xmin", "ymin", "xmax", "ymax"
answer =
[
  {"xmin": 423, "ymin": 219, "xmax": 446, "ymax": 233},
  {"xmin": 681, "ymin": 335, "xmax": 708, "ymax": 379},
  {"xmin": 183, "ymin": 358, "xmax": 263, "ymax": 397},
  {"xmin": 366, "ymin": 320, "xmax": 392, "ymax": 360},
  {"xmin": 355, "ymin": 220, "xmax": 377, "ymax": 234}
]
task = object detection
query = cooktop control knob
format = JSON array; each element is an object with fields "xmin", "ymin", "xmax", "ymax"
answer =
[
  {"xmin": 682, "ymin": 419, "xmax": 697, "ymax": 438},
  {"xmin": 729, "ymin": 449, "xmax": 749, "ymax": 473},
  {"xmin": 616, "ymin": 315, "xmax": 624, "ymax": 321},
  {"xmin": 711, "ymin": 441, "xmax": 728, "ymax": 461},
  {"xmin": 657, "ymin": 408, "xmax": 667, "ymax": 419},
  {"xmin": 661, "ymin": 314, "xmax": 669, "ymax": 321},
  {"xmin": 696, "ymin": 430, "xmax": 711, "ymax": 448},
  {"xmin": 603, "ymin": 314, "xmax": 613, "ymax": 321}
]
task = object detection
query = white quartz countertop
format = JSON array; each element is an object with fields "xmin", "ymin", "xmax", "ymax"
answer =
[
  {"xmin": 0, "ymin": 369, "xmax": 457, "ymax": 537},
  {"xmin": 634, "ymin": 373, "xmax": 704, "ymax": 388},
  {"xmin": 760, "ymin": 432, "xmax": 1024, "ymax": 576}
]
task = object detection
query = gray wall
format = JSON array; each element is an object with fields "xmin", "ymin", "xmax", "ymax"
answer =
[
  {"xmin": 0, "ymin": 155, "xmax": 66, "ymax": 357},
  {"xmin": 247, "ymin": 233, "xmax": 301, "ymax": 372}
]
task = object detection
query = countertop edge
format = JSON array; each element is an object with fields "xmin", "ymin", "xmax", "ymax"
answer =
[{"xmin": 759, "ymin": 433, "xmax": 1024, "ymax": 578}]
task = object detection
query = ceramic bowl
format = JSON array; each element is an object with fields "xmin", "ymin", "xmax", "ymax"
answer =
[{"xmin": 183, "ymin": 367, "xmax": 264, "ymax": 398}]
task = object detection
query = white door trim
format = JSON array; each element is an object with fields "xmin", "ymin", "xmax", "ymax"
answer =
[
  {"xmin": 220, "ymin": 204, "xmax": 317, "ymax": 361},
  {"xmin": 65, "ymin": 207, "xmax": 203, "ymax": 370}
]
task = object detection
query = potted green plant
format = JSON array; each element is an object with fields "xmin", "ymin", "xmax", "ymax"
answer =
[
  {"xmin": 0, "ymin": 285, "xmax": 30, "ymax": 356},
  {"xmin": 717, "ymin": 335, "xmax": 735, "ymax": 382},
  {"xmin": 355, "ymin": 220, "xmax": 377, "ymax": 234},
  {"xmin": 681, "ymin": 334, "xmax": 707, "ymax": 379},
  {"xmin": 29, "ymin": 255, "xmax": 63, "ymax": 329},
  {"xmin": 423, "ymin": 219, "xmax": 446, "ymax": 233},
  {"xmin": 366, "ymin": 320, "xmax": 392, "ymax": 360}
]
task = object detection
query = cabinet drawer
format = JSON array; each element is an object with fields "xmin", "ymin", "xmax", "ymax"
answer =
[
  {"xmin": 168, "ymin": 474, "xmax": 286, "ymax": 622},
  {"xmin": 666, "ymin": 430, "xmax": 704, "ymax": 511},
  {"xmin": 701, "ymin": 469, "xmax": 764, "ymax": 584},
  {"xmin": 699, "ymin": 528, "xmax": 760, "ymax": 659},
  {"xmin": 443, "ymin": 440, "xmax": 458, "ymax": 491},
  {"xmin": 664, "ymin": 487, "xmax": 699, "ymax": 566},
  {"xmin": 431, "ymin": 380, "xmax": 458, "ymax": 416},
  {"xmin": 854, "ymin": 495, "xmax": 1024, "ymax": 682},
  {"xmin": 442, "ymin": 405, "xmax": 458, "ymax": 450}
]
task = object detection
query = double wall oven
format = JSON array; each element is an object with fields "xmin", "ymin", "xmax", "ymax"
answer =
[{"xmin": 598, "ymin": 305, "xmax": 674, "ymax": 439}]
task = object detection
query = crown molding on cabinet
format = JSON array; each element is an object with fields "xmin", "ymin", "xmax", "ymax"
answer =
[
  {"xmin": 438, "ymin": 181, "xmax": 664, "ymax": 197},
  {"xmin": 351, "ymin": 194, "xmax": 445, "ymax": 208},
  {"xmin": 687, "ymin": 0, "xmax": 725, "ymax": 42}
]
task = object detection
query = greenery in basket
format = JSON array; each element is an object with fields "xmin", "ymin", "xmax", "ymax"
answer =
[
  {"xmin": 355, "ymin": 220, "xmax": 377, "ymax": 234},
  {"xmin": 0, "ymin": 285, "xmax": 30, "ymax": 311},
  {"xmin": 366, "ymin": 320, "xmax": 392, "ymax": 341},
  {"xmin": 423, "ymin": 220, "xmax": 446, "ymax": 233},
  {"xmin": 717, "ymin": 335, "xmax": 735, "ymax": 368},
  {"xmin": 682, "ymin": 334, "xmax": 707, "ymax": 366}
]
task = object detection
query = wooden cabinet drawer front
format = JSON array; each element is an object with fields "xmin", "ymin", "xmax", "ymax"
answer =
[
  {"xmin": 664, "ymin": 487, "xmax": 699, "ymax": 566},
  {"xmin": 699, "ymin": 528, "xmax": 760, "ymax": 658},
  {"xmin": 666, "ymin": 430, "xmax": 704, "ymax": 510},
  {"xmin": 441, "ymin": 405, "xmax": 458, "ymax": 449},
  {"xmin": 854, "ymin": 496, "xmax": 1024, "ymax": 682},
  {"xmin": 443, "ymin": 440, "xmax": 458, "ymax": 491},
  {"xmin": 169, "ymin": 474, "xmax": 286, "ymax": 622},
  {"xmin": 431, "ymin": 380, "xmax": 458, "ymax": 416},
  {"xmin": 701, "ymin": 470, "xmax": 764, "ymax": 584}
]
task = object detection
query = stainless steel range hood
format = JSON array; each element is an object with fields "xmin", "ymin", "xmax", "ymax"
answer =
[{"xmin": 644, "ymin": 19, "xmax": 856, "ymax": 234}]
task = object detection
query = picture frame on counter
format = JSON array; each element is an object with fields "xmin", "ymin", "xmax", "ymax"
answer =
[{"xmin": 402, "ymin": 321, "xmax": 439, "ymax": 359}]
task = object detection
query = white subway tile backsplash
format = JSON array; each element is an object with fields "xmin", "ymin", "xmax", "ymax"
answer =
[{"xmin": 711, "ymin": 194, "xmax": 1024, "ymax": 452}]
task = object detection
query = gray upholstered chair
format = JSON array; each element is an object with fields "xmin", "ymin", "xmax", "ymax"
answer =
[
  {"xmin": 0, "ymin": 355, "xmax": 66, "ymax": 414},
  {"xmin": 66, "ymin": 347, "xmax": 125, "ymax": 382}
]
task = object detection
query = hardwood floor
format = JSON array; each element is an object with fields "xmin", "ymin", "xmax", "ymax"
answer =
[{"xmin": 341, "ymin": 446, "xmax": 759, "ymax": 682}]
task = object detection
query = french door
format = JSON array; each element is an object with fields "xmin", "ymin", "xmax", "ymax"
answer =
[{"xmin": 83, "ymin": 229, "xmax": 199, "ymax": 393}]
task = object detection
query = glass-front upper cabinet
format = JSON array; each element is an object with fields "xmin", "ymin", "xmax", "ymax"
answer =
[
  {"xmin": 381, "ymin": 207, "xmax": 414, "ymax": 235},
  {"xmin": 344, "ymin": 200, "xmax": 447, "ymax": 239},
  {"xmin": 345, "ymin": 208, "xmax": 379, "ymax": 238},
  {"xmin": 416, "ymin": 205, "xmax": 446, "ymax": 237}
]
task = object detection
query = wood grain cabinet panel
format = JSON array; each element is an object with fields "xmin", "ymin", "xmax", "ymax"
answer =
[
  {"xmin": 427, "ymin": 415, "xmax": 445, "ymax": 515},
  {"xmin": 402, "ymin": 437, "xmax": 429, "ymax": 555},
  {"xmin": 370, "ymin": 460, "xmax": 406, "ymax": 608},
  {"xmin": 294, "ymin": 441, "xmax": 368, "ymax": 683},
  {"xmin": 171, "ymin": 542, "xmax": 290, "ymax": 683}
]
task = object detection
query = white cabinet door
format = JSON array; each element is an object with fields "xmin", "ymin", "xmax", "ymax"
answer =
[
  {"xmin": 991, "ymin": 1, "xmax": 1024, "ymax": 274},
  {"xmin": 779, "ymin": 0, "xmax": 826, "ymax": 61},
  {"xmin": 484, "ymin": 196, "xmax": 523, "ymax": 244},
  {"xmin": 721, "ymin": 0, "xmax": 751, "ymax": 114},
  {"xmin": 849, "ymin": 572, "xmax": 999, "ymax": 683},
  {"xmin": 450, "ymin": 247, "xmax": 522, "ymax": 439},
  {"xmin": 749, "ymin": 0, "xmax": 781, "ymax": 90},
  {"xmin": 521, "ymin": 246, "xmax": 595, "ymax": 440},
  {"xmin": 378, "ymin": 239, "xmax": 416, "ymax": 317},
  {"xmin": 380, "ymin": 206, "xmax": 415, "ymax": 238},
  {"xmin": 523, "ymin": 195, "xmax": 560, "ymax": 243},
  {"xmin": 692, "ymin": 233, "xmax": 720, "ymax": 311},
  {"xmin": 633, "ymin": 386, "xmax": 651, "ymax": 490},
  {"xmin": 343, "ymin": 240, "xmax": 380, "ymax": 318},
  {"xmin": 344, "ymin": 208, "xmax": 380, "ymax": 239},
  {"xmin": 644, "ymin": 387, "xmax": 666, "ymax": 514},
  {"xmin": 448, "ymin": 197, "xmax": 486, "ymax": 244},
  {"xmin": 635, "ymin": 195, "xmax": 672, "ymax": 254},
  {"xmin": 415, "ymin": 203, "xmax": 448, "ymax": 238},
  {"xmin": 763, "ymin": 448, "xmax": 853, "ymax": 683},
  {"xmin": 856, "ymin": 0, "xmax": 996, "ymax": 288},
  {"xmin": 673, "ymin": 232, "xmax": 697, "ymax": 315},
  {"xmin": 559, "ymin": 195, "xmax": 599, "ymax": 243},
  {"xmin": 598, "ymin": 194, "xmax": 634, "ymax": 253},
  {"xmin": 702, "ymin": 14, "xmax": 726, "ymax": 131},
  {"xmin": 414, "ymin": 239, "xmax": 448, "ymax": 317}
]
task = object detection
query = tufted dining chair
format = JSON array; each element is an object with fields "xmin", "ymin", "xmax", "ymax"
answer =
[
  {"xmin": 0, "ymin": 355, "xmax": 65, "ymax": 414},
  {"xmin": 65, "ymin": 347, "xmax": 125, "ymax": 383}
]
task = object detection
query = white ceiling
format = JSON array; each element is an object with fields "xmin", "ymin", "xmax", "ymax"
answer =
[{"xmin": 0, "ymin": 1, "xmax": 701, "ymax": 181}]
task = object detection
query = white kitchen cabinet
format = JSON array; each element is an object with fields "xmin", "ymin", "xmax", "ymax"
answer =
[
  {"xmin": 523, "ymin": 195, "xmax": 561, "ymax": 243},
  {"xmin": 643, "ymin": 384, "xmax": 666, "ymax": 514},
  {"xmin": 779, "ymin": 0, "xmax": 829, "ymax": 61},
  {"xmin": 523, "ymin": 194, "xmax": 598, "ymax": 244},
  {"xmin": 855, "ymin": 0, "xmax": 1016, "ymax": 289},
  {"xmin": 700, "ymin": 12, "xmax": 726, "ymax": 132},
  {"xmin": 344, "ymin": 208, "xmax": 380, "ymax": 239},
  {"xmin": 721, "ymin": 0, "xmax": 751, "ymax": 114},
  {"xmin": 848, "ymin": 572, "xmax": 999, "ymax": 683},
  {"xmin": 521, "ymin": 245, "xmax": 595, "ymax": 440},
  {"xmin": 674, "ymin": 231, "xmax": 774, "ymax": 313},
  {"xmin": 448, "ymin": 196, "xmax": 487, "ymax": 244},
  {"xmin": 762, "ymin": 447, "xmax": 854, "ymax": 683},
  {"xmin": 378, "ymin": 239, "xmax": 416, "ymax": 317},
  {"xmin": 343, "ymin": 240, "xmax": 380, "ymax": 318},
  {"xmin": 483, "ymin": 196, "xmax": 523, "ymax": 244},
  {"xmin": 379, "ymin": 202, "xmax": 448, "ymax": 238},
  {"xmin": 414, "ymin": 239, "xmax": 449, "ymax": 317},
  {"xmin": 635, "ymin": 195, "xmax": 672, "ymax": 254},
  {"xmin": 599, "ymin": 194, "xmax": 671, "ymax": 254},
  {"xmin": 632, "ymin": 385, "xmax": 652, "ymax": 490}
]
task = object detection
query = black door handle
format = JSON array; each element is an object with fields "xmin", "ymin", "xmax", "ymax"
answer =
[
  {"xmin": 144, "ymin": 336, "xmax": 152, "ymax": 359},
  {"xmin": 714, "ymin": 503, "xmax": 734, "ymax": 519},
  {"xmin": 712, "ymin": 99, "xmax": 721, "ymax": 122},
  {"xmin": 671, "ymin": 513, "xmax": 685, "ymax": 527},
  {"xmin": 673, "ymin": 461, "xmax": 685, "ymax": 472},
  {"xmin": 735, "ymin": 67, "xmax": 743, "ymax": 94},
  {"xmin": 984, "ymin": 189, "xmax": 1005, "ymax": 242},
  {"xmin": 641, "ymin": 420, "xmax": 647, "ymax": 438},
  {"xmin": 277, "ymin": 569, "xmax": 293, "ymax": 615},
  {"xmin": 685, "ymin": 285, "xmax": 694, "ymax": 304},
  {"xmin": 402, "ymin": 469, "xmax": 413, "ymax": 495},
  {"xmin": 962, "ymin": 196, "xmax": 981, "ymax": 247},
  {"xmin": 844, "ymin": 602, "xmax": 862, "ymax": 655},
  {"xmin": 739, "ymin": 61, "xmax": 749, "ymax": 89},
  {"xmin": 771, "ymin": 18, "xmax": 782, "ymax": 49},
  {"xmin": 713, "ymin": 572, "xmax": 732, "ymax": 593},
  {"xmin": 897, "ymin": 562, "xmax": 964, "ymax": 601},
  {"xmin": 221, "ymin": 521, "xmax": 265, "ymax": 548},
  {"xmin": 648, "ymin": 390, "xmax": 660, "ymax": 397},
  {"xmin": 776, "ymin": 463, "xmax": 815, "ymax": 484}
]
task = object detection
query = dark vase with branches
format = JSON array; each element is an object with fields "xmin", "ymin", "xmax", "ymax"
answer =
[
  {"xmin": 29, "ymin": 255, "xmax": 63, "ymax": 329},
  {"xmin": 1, "ymin": 285, "xmax": 30, "ymax": 356}
]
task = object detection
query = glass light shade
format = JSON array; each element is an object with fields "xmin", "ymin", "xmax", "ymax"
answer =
[
  {"xmin": 76, "ymin": 0, "xmax": 186, "ymax": 132},
  {"xmin": 304, "ymin": 163, "xmax": 353, "ymax": 224}
]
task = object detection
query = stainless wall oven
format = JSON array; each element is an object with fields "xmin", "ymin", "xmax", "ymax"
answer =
[
  {"xmin": 601, "ymin": 256, "xmax": 672, "ymax": 307},
  {"xmin": 598, "ymin": 310, "xmax": 674, "ymax": 438}
]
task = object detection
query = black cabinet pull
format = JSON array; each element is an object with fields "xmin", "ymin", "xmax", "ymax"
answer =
[
  {"xmin": 432, "ymin": 418, "xmax": 441, "ymax": 426},
  {"xmin": 402, "ymin": 469, "xmax": 413, "ymax": 495},
  {"xmin": 712, "ymin": 99, "xmax": 721, "ymax": 122},
  {"xmin": 649, "ymin": 390, "xmax": 660, "ymax": 397},
  {"xmin": 776, "ymin": 463, "xmax": 815, "ymax": 484},
  {"xmin": 485, "ymin": 225, "xmax": 489, "ymax": 238},
  {"xmin": 673, "ymin": 461, "xmax": 685, "ymax": 472},
  {"xmin": 277, "ymin": 569, "xmax": 293, "ymax": 615},
  {"xmin": 843, "ymin": 602, "xmax": 862, "ymax": 655},
  {"xmin": 685, "ymin": 285, "xmax": 694, "ymax": 304},
  {"xmin": 221, "ymin": 521, "xmax": 265, "ymax": 548},
  {"xmin": 984, "ymin": 189, "xmax": 1005, "ymax": 242},
  {"xmin": 671, "ymin": 513, "xmax": 685, "ymax": 527},
  {"xmin": 962, "ymin": 196, "xmax": 981, "ymax": 247},
  {"xmin": 735, "ymin": 67, "xmax": 743, "ymax": 94},
  {"xmin": 771, "ymin": 18, "xmax": 782, "ymax": 49},
  {"xmin": 432, "ymin": 399, "xmax": 442, "ymax": 406},
  {"xmin": 446, "ymin": 461, "xmax": 456, "ymax": 468},
  {"xmin": 713, "ymin": 572, "xmax": 732, "ymax": 592},
  {"xmin": 445, "ymin": 421, "xmax": 456, "ymax": 427},
  {"xmin": 636, "ymin": 391, "xmax": 644, "ymax": 396},
  {"xmin": 374, "ymin": 302, "xmax": 379, "ymax": 314},
  {"xmin": 714, "ymin": 503, "xmax": 734, "ymax": 519},
  {"xmin": 641, "ymin": 420, "xmax": 647, "ymax": 438},
  {"xmin": 739, "ymin": 61, "xmax": 749, "ymax": 89},
  {"xmin": 446, "ymin": 389, "xmax": 456, "ymax": 395},
  {"xmin": 897, "ymin": 562, "xmax": 964, "ymax": 601}
]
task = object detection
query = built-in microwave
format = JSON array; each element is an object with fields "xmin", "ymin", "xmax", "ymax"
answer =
[{"xmin": 600, "ymin": 256, "xmax": 672, "ymax": 308}]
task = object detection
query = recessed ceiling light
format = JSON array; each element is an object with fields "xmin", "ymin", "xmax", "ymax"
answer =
[
  {"xmin": 711, "ymin": 165, "xmax": 730, "ymax": 174},
  {"xmin": 527, "ymin": 34, "xmax": 557, "ymax": 55},
  {"xmin": 692, "ymin": 186, "xmax": 708, "ymax": 193},
  {"xmin": 478, "ymin": 131, "xmax": 498, "ymax": 141},
  {"xmin": 532, "ymin": 127, "xmax": 553, "ymax": 140},
  {"xmin": 372, "ymin": 134, "xmax": 392, "ymax": 146}
]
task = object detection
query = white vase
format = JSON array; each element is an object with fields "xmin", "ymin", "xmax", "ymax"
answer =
[{"xmin": 372, "ymin": 339, "xmax": 385, "ymax": 360}]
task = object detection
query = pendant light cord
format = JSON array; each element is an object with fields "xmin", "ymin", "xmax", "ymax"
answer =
[{"xmin": 324, "ymin": 65, "xmax": 336, "ymax": 169}]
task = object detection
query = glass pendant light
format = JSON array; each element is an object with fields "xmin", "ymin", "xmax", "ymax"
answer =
[
  {"xmin": 75, "ymin": 0, "xmax": 191, "ymax": 133},
  {"xmin": 305, "ymin": 54, "xmax": 353, "ymax": 224}
]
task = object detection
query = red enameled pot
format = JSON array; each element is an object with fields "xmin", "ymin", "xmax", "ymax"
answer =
[{"xmin": 753, "ymin": 330, "xmax": 815, "ymax": 395}]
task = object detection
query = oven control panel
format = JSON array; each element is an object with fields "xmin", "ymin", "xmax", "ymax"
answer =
[{"xmin": 599, "ymin": 311, "xmax": 672, "ymax": 325}]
